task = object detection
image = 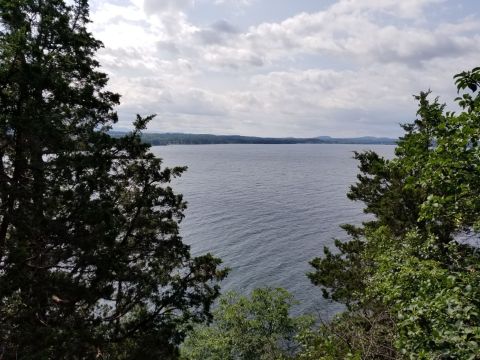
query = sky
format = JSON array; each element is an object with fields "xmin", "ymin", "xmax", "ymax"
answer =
[{"xmin": 89, "ymin": 0, "xmax": 480, "ymax": 137}]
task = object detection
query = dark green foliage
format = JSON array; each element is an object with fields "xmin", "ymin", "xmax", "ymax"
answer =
[
  {"xmin": 308, "ymin": 67, "xmax": 480, "ymax": 358},
  {"xmin": 0, "ymin": 1, "xmax": 226, "ymax": 358},
  {"xmin": 308, "ymin": 236, "xmax": 366, "ymax": 307}
]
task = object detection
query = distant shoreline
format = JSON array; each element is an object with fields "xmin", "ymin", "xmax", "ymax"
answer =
[
  {"xmin": 150, "ymin": 142, "xmax": 397, "ymax": 146},
  {"xmin": 110, "ymin": 131, "xmax": 397, "ymax": 146}
]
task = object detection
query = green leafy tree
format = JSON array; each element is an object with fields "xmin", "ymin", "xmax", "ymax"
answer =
[
  {"xmin": 368, "ymin": 230, "xmax": 480, "ymax": 359},
  {"xmin": 308, "ymin": 68, "xmax": 480, "ymax": 358},
  {"xmin": 0, "ymin": 0, "xmax": 226, "ymax": 358},
  {"xmin": 180, "ymin": 288, "xmax": 313, "ymax": 360}
]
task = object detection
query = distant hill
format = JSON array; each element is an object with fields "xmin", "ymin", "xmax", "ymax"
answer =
[{"xmin": 110, "ymin": 132, "xmax": 397, "ymax": 145}]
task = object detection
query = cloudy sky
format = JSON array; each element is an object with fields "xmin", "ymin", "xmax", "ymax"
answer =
[{"xmin": 89, "ymin": 0, "xmax": 480, "ymax": 137}]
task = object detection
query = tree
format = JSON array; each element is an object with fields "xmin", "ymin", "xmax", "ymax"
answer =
[
  {"xmin": 180, "ymin": 288, "xmax": 313, "ymax": 360},
  {"xmin": 308, "ymin": 68, "xmax": 480, "ymax": 358},
  {"xmin": 0, "ymin": 0, "xmax": 226, "ymax": 358}
]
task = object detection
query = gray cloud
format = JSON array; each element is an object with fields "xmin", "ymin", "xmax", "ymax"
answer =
[
  {"xmin": 202, "ymin": 6, "xmax": 479, "ymax": 69},
  {"xmin": 195, "ymin": 20, "xmax": 239, "ymax": 45},
  {"xmin": 212, "ymin": 19, "xmax": 239, "ymax": 34},
  {"xmin": 157, "ymin": 40, "xmax": 180, "ymax": 55},
  {"xmin": 143, "ymin": 0, "xmax": 194, "ymax": 14},
  {"xmin": 90, "ymin": 0, "xmax": 480, "ymax": 137}
]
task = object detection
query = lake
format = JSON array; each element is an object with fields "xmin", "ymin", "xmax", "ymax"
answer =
[{"xmin": 153, "ymin": 144, "xmax": 395, "ymax": 316}]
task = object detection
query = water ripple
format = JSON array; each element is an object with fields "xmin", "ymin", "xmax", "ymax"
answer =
[{"xmin": 155, "ymin": 144, "xmax": 394, "ymax": 316}]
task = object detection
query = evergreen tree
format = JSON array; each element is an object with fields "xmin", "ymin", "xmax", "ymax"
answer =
[{"xmin": 0, "ymin": 1, "xmax": 226, "ymax": 358}]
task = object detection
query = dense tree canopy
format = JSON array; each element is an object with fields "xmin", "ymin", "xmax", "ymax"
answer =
[
  {"xmin": 181, "ymin": 288, "xmax": 313, "ymax": 360},
  {"xmin": 0, "ymin": 0, "xmax": 226, "ymax": 358},
  {"xmin": 308, "ymin": 68, "xmax": 480, "ymax": 358}
]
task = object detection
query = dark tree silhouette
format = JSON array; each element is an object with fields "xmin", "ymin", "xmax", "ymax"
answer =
[{"xmin": 0, "ymin": 1, "xmax": 226, "ymax": 358}]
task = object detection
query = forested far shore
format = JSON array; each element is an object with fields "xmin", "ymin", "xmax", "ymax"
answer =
[{"xmin": 110, "ymin": 131, "xmax": 397, "ymax": 145}]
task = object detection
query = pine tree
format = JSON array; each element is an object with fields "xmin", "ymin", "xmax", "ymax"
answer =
[{"xmin": 0, "ymin": 1, "xmax": 226, "ymax": 358}]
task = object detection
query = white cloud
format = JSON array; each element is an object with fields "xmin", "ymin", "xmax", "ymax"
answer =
[
  {"xmin": 88, "ymin": 0, "xmax": 480, "ymax": 137},
  {"xmin": 214, "ymin": 0, "xmax": 254, "ymax": 6},
  {"xmin": 198, "ymin": 2, "xmax": 478, "ymax": 68},
  {"xmin": 330, "ymin": 0, "xmax": 446, "ymax": 19}
]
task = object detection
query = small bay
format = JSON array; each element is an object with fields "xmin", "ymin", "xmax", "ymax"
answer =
[{"xmin": 154, "ymin": 144, "xmax": 395, "ymax": 316}]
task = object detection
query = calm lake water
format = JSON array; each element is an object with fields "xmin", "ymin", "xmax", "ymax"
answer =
[{"xmin": 153, "ymin": 144, "xmax": 395, "ymax": 316}]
